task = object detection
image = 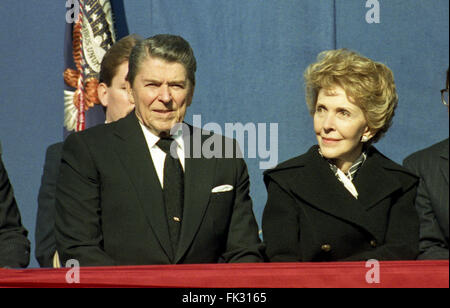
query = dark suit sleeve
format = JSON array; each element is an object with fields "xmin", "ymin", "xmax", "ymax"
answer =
[
  {"xmin": 221, "ymin": 158, "xmax": 265, "ymax": 263},
  {"xmin": 404, "ymin": 157, "xmax": 449, "ymax": 260},
  {"xmin": 0, "ymin": 153, "xmax": 30, "ymax": 268},
  {"xmin": 35, "ymin": 143, "xmax": 63, "ymax": 267},
  {"xmin": 262, "ymin": 177, "xmax": 301, "ymax": 262},
  {"xmin": 55, "ymin": 133, "xmax": 116, "ymax": 266}
]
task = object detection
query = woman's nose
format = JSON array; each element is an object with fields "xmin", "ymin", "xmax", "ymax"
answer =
[{"xmin": 322, "ymin": 113, "xmax": 336, "ymax": 131}]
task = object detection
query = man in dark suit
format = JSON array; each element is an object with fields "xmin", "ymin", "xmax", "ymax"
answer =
[
  {"xmin": 55, "ymin": 34, "xmax": 263, "ymax": 266},
  {"xmin": 403, "ymin": 139, "xmax": 449, "ymax": 260},
  {"xmin": 0, "ymin": 142, "xmax": 30, "ymax": 268},
  {"xmin": 403, "ymin": 69, "xmax": 449, "ymax": 260},
  {"xmin": 35, "ymin": 34, "xmax": 141, "ymax": 267}
]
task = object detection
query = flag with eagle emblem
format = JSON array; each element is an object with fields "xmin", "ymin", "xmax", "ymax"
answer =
[{"xmin": 63, "ymin": 0, "xmax": 119, "ymax": 136}]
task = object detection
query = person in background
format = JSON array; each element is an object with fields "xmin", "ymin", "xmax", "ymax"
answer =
[
  {"xmin": 403, "ymin": 69, "xmax": 449, "ymax": 260},
  {"xmin": 262, "ymin": 49, "xmax": 419, "ymax": 262},
  {"xmin": 0, "ymin": 141, "xmax": 30, "ymax": 268},
  {"xmin": 35, "ymin": 34, "xmax": 141, "ymax": 267}
]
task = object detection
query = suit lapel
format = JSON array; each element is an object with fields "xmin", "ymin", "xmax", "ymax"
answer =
[
  {"xmin": 175, "ymin": 125, "xmax": 216, "ymax": 263},
  {"xmin": 112, "ymin": 112, "xmax": 174, "ymax": 261},
  {"xmin": 353, "ymin": 149, "xmax": 402, "ymax": 211},
  {"xmin": 439, "ymin": 139, "xmax": 449, "ymax": 185}
]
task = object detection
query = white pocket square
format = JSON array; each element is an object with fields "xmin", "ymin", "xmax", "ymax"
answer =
[{"xmin": 211, "ymin": 184, "xmax": 234, "ymax": 193}]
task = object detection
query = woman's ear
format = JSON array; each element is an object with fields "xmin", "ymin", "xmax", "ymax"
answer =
[{"xmin": 361, "ymin": 127, "xmax": 377, "ymax": 143}]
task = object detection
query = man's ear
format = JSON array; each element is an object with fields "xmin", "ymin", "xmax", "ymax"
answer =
[
  {"xmin": 126, "ymin": 81, "xmax": 135, "ymax": 105},
  {"xmin": 97, "ymin": 83, "xmax": 109, "ymax": 107},
  {"xmin": 187, "ymin": 85, "xmax": 195, "ymax": 107}
]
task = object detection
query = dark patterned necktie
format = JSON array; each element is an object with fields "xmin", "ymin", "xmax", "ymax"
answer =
[{"xmin": 156, "ymin": 137, "xmax": 184, "ymax": 256}]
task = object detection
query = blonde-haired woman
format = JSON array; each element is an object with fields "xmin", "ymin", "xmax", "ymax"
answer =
[{"xmin": 262, "ymin": 49, "xmax": 420, "ymax": 261}]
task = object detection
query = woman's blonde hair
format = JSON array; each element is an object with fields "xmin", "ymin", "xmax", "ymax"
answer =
[{"xmin": 304, "ymin": 49, "xmax": 398, "ymax": 143}]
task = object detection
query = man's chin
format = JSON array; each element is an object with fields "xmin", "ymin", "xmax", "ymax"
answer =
[{"xmin": 155, "ymin": 122, "xmax": 182, "ymax": 136}]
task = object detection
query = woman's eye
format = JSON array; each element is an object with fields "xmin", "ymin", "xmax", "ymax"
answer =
[{"xmin": 339, "ymin": 110, "xmax": 351, "ymax": 117}]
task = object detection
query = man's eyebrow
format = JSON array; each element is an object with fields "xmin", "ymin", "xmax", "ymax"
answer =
[
  {"xmin": 142, "ymin": 79, "xmax": 161, "ymax": 83},
  {"xmin": 169, "ymin": 80, "xmax": 187, "ymax": 85},
  {"xmin": 142, "ymin": 79, "xmax": 186, "ymax": 84}
]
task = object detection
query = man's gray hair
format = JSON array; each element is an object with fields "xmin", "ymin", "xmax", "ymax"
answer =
[{"xmin": 127, "ymin": 34, "xmax": 197, "ymax": 90}]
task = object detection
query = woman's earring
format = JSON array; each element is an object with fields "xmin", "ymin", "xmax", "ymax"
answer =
[{"xmin": 361, "ymin": 136, "xmax": 369, "ymax": 143}]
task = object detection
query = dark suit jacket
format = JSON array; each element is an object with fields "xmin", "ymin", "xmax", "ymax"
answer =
[
  {"xmin": 35, "ymin": 142, "xmax": 63, "ymax": 267},
  {"xmin": 0, "ymin": 143, "xmax": 30, "ymax": 268},
  {"xmin": 403, "ymin": 138, "xmax": 449, "ymax": 260},
  {"xmin": 262, "ymin": 145, "xmax": 420, "ymax": 262},
  {"xmin": 55, "ymin": 112, "xmax": 263, "ymax": 266}
]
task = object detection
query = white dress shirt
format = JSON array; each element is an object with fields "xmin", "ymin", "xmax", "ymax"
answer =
[{"xmin": 139, "ymin": 122, "xmax": 186, "ymax": 188}]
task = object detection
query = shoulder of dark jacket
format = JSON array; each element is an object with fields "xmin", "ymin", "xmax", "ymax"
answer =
[
  {"xmin": 186, "ymin": 124, "xmax": 243, "ymax": 159},
  {"xmin": 404, "ymin": 138, "xmax": 449, "ymax": 165},
  {"xmin": 367, "ymin": 146, "xmax": 419, "ymax": 189},
  {"xmin": 63, "ymin": 122, "xmax": 112, "ymax": 145},
  {"xmin": 46, "ymin": 141, "xmax": 64, "ymax": 155},
  {"xmin": 263, "ymin": 145, "xmax": 317, "ymax": 186}
]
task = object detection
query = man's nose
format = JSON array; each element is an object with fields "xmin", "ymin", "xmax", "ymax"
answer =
[{"xmin": 158, "ymin": 85, "xmax": 171, "ymax": 103}]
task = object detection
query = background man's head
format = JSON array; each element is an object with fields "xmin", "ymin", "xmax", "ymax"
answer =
[
  {"xmin": 126, "ymin": 34, "xmax": 197, "ymax": 136},
  {"xmin": 98, "ymin": 34, "xmax": 142, "ymax": 123}
]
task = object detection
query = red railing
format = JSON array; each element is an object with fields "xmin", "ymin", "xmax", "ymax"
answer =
[{"xmin": 0, "ymin": 261, "xmax": 447, "ymax": 288}]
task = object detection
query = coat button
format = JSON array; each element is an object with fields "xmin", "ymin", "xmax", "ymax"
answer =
[
  {"xmin": 321, "ymin": 244, "xmax": 331, "ymax": 252},
  {"xmin": 370, "ymin": 240, "xmax": 377, "ymax": 248}
]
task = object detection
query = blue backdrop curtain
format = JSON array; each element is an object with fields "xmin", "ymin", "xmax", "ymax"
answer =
[{"xmin": 0, "ymin": 0, "xmax": 448, "ymax": 267}]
